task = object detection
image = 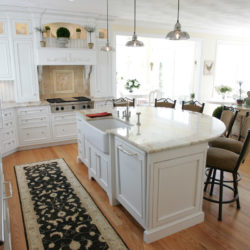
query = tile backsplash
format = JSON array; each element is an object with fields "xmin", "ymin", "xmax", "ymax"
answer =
[{"xmin": 39, "ymin": 65, "xmax": 90, "ymax": 100}]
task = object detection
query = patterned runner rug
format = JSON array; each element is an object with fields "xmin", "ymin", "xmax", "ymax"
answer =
[{"xmin": 15, "ymin": 159, "xmax": 128, "ymax": 250}]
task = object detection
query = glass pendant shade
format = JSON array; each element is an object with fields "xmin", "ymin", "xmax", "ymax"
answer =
[
  {"xmin": 166, "ymin": 0, "xmax": 190, "ymax": 40},
  {"xmin": 101, "ymin": 42, "xmax": 115, "ymax": 51},
  {"xmin": 101, "ymin": 0, "xmax": 114, "ymax": 52},
  {"xmin": 126, "ymin": 33, "xmax": 144, "ymax": 47},
  {"xmin": 126, "ymin": 0, "xmax": 144, "ymax": 47},
  {"xmin": 166, "ymin": 21, "xmax": 190, "ymax": 40}
]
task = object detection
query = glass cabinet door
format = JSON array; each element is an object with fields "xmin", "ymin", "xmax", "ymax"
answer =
[{"xmin": 15, "ymin": 22, "xmax": 29, "ymax": 35}]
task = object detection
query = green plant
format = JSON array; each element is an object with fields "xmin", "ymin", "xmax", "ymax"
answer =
[
  {"xmin": 45, "ymin": 26, "xmax": 50, "ymax": 31},
  {"xmin": 212, "ymin": 106, "xmax": 223, "ymax": 119},
  {"xmin": 76, "ymin": 28, "xmax": 81, "ymax": 32},
  {"xmin": 216, "ymin": 85, "xmax": 232, "ymax": 94},
  {"xmin": 35, "ymin": 27, "xmax": 45, "ymax": 33},
  {"xmin": 125, "ymin": 79, "xmax": 140, "ymax": 93},
  {"xmin": 56, "ymin": 27, "xmax": 70, "ymax": 38}
]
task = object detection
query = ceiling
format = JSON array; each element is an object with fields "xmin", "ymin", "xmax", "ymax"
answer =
[{"xmin": 2, "ymin": 0, "xmax": 250, "ymax": 35}]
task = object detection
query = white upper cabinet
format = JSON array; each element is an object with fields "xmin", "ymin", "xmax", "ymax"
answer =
[
  {"xmin": 14, "ymin": 40, "xmax": 38, "ymax": 102},
  {"xmin": 95, "ymin": 50, "xmax": 114, "ymax": 97},
  {"xmin": 0, "ymin": 39, "xmax": 13, "ymax": 80},
  {"xmin": 0, "ymin": 19, "xmax": 14, "ymax": 80},
  {"xmin": 12, "ymin": 20, "xmax": 32, "ymax": 39}
]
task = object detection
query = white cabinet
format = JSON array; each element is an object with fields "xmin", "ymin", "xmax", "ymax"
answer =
[
  {"xmin": 87, "ymin": 141, "xmax": 109, "ymax": 192},
  {"xmin": 17, "ymin": 106, "xmax": 51, "ymax": 146},
  {"xmin": 0, "ymin": 108, "xmax": 17, "ymax": 156},
  {"xmin": 14, "ymin": 40, "xmax": 38, "ymax": 102},
  {"xmin": 0, "ymin": 157, "xmax": 12, "ymax": 250},
  {"xmin": 0, "ymin": 39, "xmax": 13, "ymax": 80},
  {"xmin": 77, "ymin": 115, "xmax": 88, "ymax": 165},
  {"xmin": 115, "ymin": 137, "xmax": 146, "ymax": 227},
  {"xmin": 51, "ymin": 112, "xmax": 77, "ymax": 141},
  {"xmin": 95, "ymin": 51, "xmax": 114, "ymax": 97}
]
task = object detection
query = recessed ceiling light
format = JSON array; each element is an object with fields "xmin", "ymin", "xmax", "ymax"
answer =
[{"xmin": 68, "ymin": 0, "xmax": 75, "ymax": 2}]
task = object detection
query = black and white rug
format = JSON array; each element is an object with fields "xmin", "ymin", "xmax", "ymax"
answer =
[{"xmin": 15, "ymin": 159, "xmax": 128, "ymax": 250}]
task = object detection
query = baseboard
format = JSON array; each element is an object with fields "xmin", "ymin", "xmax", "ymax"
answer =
[
  {"xmin": 143, "ymin": 212, "xmax": 204, "ymax": 244},
  {"xmin": 2, "ymin": 139, "xmax": 77, "ymax": 157}
]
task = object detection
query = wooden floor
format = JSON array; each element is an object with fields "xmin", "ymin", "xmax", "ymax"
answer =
[{"xmin": 2, "ymin": 144, "xmax": 250, "ymax": 250}]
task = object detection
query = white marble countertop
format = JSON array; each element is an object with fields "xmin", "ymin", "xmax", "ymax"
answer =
[
  {"xmin": 78, "ymin": 106, "xmax": 226, "ymax": 153},
  {"xmin": 1, "ymin": 101, "xmax": 49, "ymax": 109}
]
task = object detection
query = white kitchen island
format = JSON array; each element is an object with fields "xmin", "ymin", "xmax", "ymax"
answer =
[{"xmin": 76, "ymin": 107, "xmax": 225, "ymax": 243}]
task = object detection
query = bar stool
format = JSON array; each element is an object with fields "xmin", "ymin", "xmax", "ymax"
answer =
[
  {"xmin": 182, "ymin": 100, "xmax": 205, "ymax": 113},
  {"xmin": 112, "ymin": 97, "xmax": 135, "ymax": 107},
  {"xmin": 155, "ymin": 98, "xmax": 176, "ymax": 109},
  {"xmin": 204, "ymin": 129, "xmax": 250, "ymax": 221}
]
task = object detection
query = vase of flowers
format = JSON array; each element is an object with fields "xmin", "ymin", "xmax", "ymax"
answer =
[
  {"xmin": 84, "ymin": 25, "xmax": 95, "ymax": 49},
  {"xmin": 215, "ymin": 85, "xmax": 232, "ymax": 99},
  {"xmin": 236, "ymin": 81, "xmax": 243, "ymax": 105},
  {"xmin": 125, "ymin": 79, "xmax": 140, "ymax": 93}
]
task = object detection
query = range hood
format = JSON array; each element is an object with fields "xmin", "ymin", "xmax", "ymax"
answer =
[{"xmin": 36, "ymin": 48, "xmax": 96, "ymax": 66}]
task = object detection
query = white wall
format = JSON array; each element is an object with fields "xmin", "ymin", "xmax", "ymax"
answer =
[{"xmin": 112, "ymin": 24, "xmax": 250, "ymax": 102}]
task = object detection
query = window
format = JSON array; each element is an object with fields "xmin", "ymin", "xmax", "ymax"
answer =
[
  {"xmin": 214, "ymin": 41, "xmax": 249, "ymax": 99},
  {"xmin": 116, "ymin": 35, "xmax": 200, "ymax": 102}
]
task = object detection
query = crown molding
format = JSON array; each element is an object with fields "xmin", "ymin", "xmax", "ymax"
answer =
[{"xmin": 113, "ymin": 18, "xmax": 250, "ymax": 40}]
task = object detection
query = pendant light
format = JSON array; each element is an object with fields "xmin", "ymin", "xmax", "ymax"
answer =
[
  {"xmin": 166, "ymin": 0, "xmax": 190, "ymax": 40},
  {"xmin": 126, "ymin": 0, "xmax": 144, "ymax": 47},
  {"xmin": 101, "ymin": 0, "xmax": 114, "ymax": 52}
]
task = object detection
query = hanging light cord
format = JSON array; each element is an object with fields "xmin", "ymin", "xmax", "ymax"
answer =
[
  {"xmin": 177, "ymin": 0, "xmax": 180, "ymax": 22},
  {"xmin": 106, "ymin": 0, "xmax": 109, "ymax": 43},
  {"xmin": 134, "ymin": 0, "xmax": 136, "ymax": 36}
]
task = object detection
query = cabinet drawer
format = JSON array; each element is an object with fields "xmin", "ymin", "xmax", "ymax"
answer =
[
  {"xmin": 2, "ymin": 109, "xmax": 15, "ymax": 121},
  {"xmin": 17, "ymin": 106, "xmax": 49, "ymax": 116},
  {"xmin": 18, "ymin": 115, "xmax": 49, "ymax": 126},
  {"xmin": 2, "ymin": 138, "xmax": 17, "ymax": 153},
  {"xmin": 52, "ymin": 113, "xmax": 76, "ymax": 123},
  {"xmin": 1, "ymin": 128, "xmax": 16, "ymax": 141},
  {"xmin": 52, "ymin": 122, "xmax": 77, "ymax": 140},
  {"xmin": 2, "ymin": 120, "xmax": 15, "ymax": 129},
  {"xmin": 19, "ymin": 125, "xmax": 51, "ymax": 145}
]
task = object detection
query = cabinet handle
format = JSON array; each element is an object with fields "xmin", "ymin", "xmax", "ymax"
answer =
[
  {"xmin": 3, "ymin": 181, "xmax": 13, "ymax": 200},
  {"xmin": 118, "ymin": 145, "xmax": 138, "ymax": 157}
]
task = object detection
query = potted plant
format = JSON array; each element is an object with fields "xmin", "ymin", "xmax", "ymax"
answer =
[
  {"xmin": 76, "ymin": 28, "xmax": 81, "ymax": 39},
  {"xmin": 35, "ymin": 27, "xmax": 46, "ymax": 47},
  {"xmin": 190, "ymin": 93, "xmax": 195, "ymax": 104},
  {"xmin": 212, "ymin": 106, "xmax": 223, "ymax": 119},
  {"xmin": 45, "ymin": 26, "xmax": 51, "ymax": 37},
  {"xmin": 56, "ymin": 27, "xmax": 70, "ymax": 48},
  {"xmin": 215, "ymin": 85, "xmax": 232, "ymax": 99},
  {"xmin": 125, "ymin": 79, "xmax": 140, "ymax": 93},
  {"xmin": 236, "ymin": 81, "xmax": 243, "ymax": 105},
  {"xmin": 84, "ymin": 25, "xmax": 95, "ymax": 49}
]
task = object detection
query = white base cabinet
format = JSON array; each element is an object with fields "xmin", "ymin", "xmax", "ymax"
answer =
[
  {"xmin": 51, "ymin": 113, "xmax": 77, "ymax": 141},
  {"xmin": 17, "ymin": 106, "xmax": 51, "ymax": 146},
  {"xmin": 0, "ymin": 108, "xmax": 17, "ymax": 156},
  {"xmin": 115, "ymin": 137, "xmax": 146, "ymax": 227},
  {"xmin": 0, "ymin": 106, "xmax": 78, "ymax": 156},
  {"xmin": 113, "ymin": 136, "xmax": 207, "ymax": 243},
  {"xmin": 0, "ymin": 157, "xmax": 12, "ymax": 250},
  {"xmin": 88, "ymin": 142, "xmax": 109, "ymax": 192}
]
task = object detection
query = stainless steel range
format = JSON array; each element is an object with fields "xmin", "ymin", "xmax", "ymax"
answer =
[{"xmin": 46, "ymin": 96, "xmax": 93, "ymax": 113}]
